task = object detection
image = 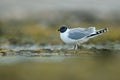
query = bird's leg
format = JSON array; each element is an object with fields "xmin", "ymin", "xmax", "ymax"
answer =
[{"xmin": 74, "ymin": 44, "xmax": 78, "ymax": 50}]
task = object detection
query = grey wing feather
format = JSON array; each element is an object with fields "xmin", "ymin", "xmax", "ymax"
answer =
[
  {"xmin": 68, "ymin": 31, "xmax": 86, "ymax": 39},
  {"xmin": 86, "ymin": 27, "xmax": 96, "ymax": 34},
  {"xmin": 68, "ymin": 27, "xmax": 95, "ymax": 40}
]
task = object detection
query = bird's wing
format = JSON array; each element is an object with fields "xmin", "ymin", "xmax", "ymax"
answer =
[
  {"xmin": 86, "ymin": 27, "xmax": 96, "ymax": 34},
  {"xmin": 68, "ymin": 27, "xmax": 96, "ymax": 40}
]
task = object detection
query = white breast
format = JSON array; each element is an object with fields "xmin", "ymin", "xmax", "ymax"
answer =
[{"xmin": 60, "ymin": 29, "xmax": 77, "ymax": 44}]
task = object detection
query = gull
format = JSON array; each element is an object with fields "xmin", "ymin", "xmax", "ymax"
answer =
[{"xmin": 58, "ymin": 25, "xmax": 108, "ymax": 50}]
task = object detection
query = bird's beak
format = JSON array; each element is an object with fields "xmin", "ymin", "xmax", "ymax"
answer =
[{"xmin": 58, "ymin": 29, "xmax": 60, "ymax": 31}]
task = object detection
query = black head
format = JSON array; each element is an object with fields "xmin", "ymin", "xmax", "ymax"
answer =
[{"xmin": 58, "ymin": 25, "xmax": 68, "ymax": 33}]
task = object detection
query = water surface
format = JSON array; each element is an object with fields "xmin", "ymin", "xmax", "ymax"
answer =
[{"xmin": 0, "ymin": 44, "xmax": 120, "ymax": 80}]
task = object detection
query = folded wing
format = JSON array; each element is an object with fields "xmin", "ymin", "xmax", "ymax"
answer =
[{"xmin": 68, "ymin": 27, "xmax": 96, "ymax": 40}]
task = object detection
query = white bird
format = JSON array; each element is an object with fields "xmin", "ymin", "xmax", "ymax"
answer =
[{"xmin": 58, "ymin": 25, "xmax": 108, "ymax": 50}]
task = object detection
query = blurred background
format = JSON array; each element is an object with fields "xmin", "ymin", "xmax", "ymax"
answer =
[
  {"xmin": 0, "ymin": 0, "xmax": 120, "ymax": 80},
  {"xmin": 0, "ymin": 0, "xmax": 120, "ymax": 45}
]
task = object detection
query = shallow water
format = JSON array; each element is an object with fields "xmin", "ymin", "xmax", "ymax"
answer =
[
  {"xmin": 0, "ymin": 55, "xmax": 120, "ymax": 80},
  {"xmin": 0, "ymin": 44, "xmax": 120, "ymax": 80}
]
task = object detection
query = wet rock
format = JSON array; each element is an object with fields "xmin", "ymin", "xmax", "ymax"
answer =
[
  {"xmin": 0, "ymin": 48, "xmax": 15, "ymax": 56},
  {"xmin": 0, "ymin": 47, "xmax": 119, "ymax": 57}
]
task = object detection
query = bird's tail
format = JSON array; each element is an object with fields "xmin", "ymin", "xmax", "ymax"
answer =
[{"xmin": 87, "ymin": 28, "xmax": 108, "ymax": 38}]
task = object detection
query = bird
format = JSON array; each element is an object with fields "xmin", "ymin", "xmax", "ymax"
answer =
[{"xmin": 58, "ymin": 25, "xmax": 108, "ymax": 50}]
